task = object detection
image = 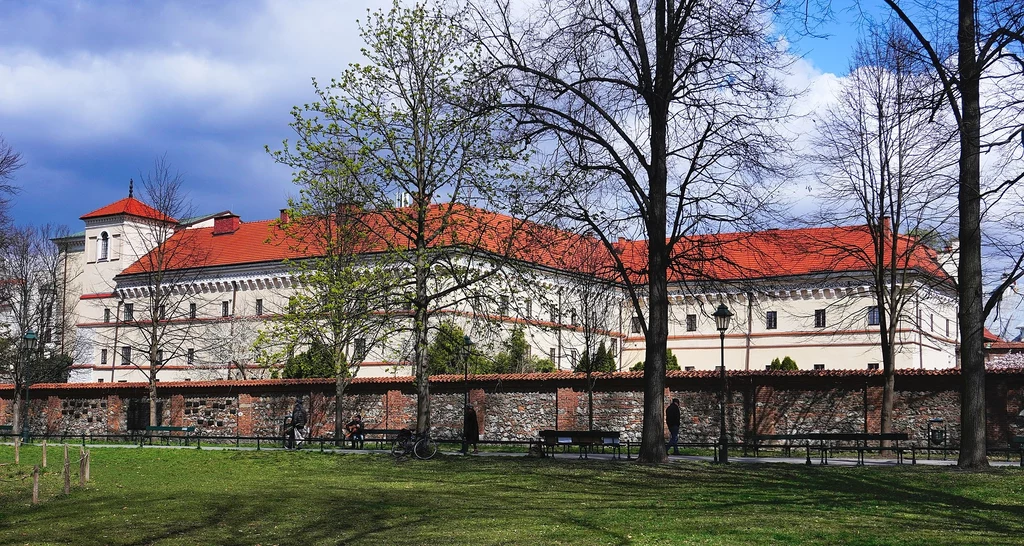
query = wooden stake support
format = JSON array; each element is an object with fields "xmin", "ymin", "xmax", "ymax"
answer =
[
  {"xmin": 14, "ymin": 436, "xmax": 19, "ymax": 464},
  {"xmin": 62, "ymin": 444, "xmax": 70, "ymax": 495},
  {"xmin": 84, "ymin": 450, "xmax": 91, "ymax": 482},
  {"xmin": 42, "ymin": 440, "xmax": 47, "ymax": 468},
  {"xmin": 79, "ymin": 447, "xmax": 86, "ymax": 487}
]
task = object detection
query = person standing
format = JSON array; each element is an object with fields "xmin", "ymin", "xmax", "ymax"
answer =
[
  {"xmin": 291, "ymin": 399, "xmax": 308, "ymax": 449},
  {"xmin": 666, "ymin": 398, "xmax": 681, "ymax": 455},
  {"xmin": 463, "ymin": 405, "xmax": 480, "ymax": 454}
]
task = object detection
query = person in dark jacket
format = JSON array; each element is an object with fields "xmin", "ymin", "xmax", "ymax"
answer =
[
  {"xmin": 666, "ymin": 398, "xmax": 681, "ymax": 455},
  {"xmin": 463, "ymin": 405, "xmax": 480, "ymax": 454},
  {"xmin": 290, "ymin": 400, "xmax": 308, "ymax": 449},
  {"xmin": 345, "ymin": 414, "xmax": 365, "ymax": 449}
]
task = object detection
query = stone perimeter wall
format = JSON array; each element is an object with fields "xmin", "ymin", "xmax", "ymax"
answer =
[{"xmin": 4, "ymin": 371, "xmax": 1024, "ymax": 446}]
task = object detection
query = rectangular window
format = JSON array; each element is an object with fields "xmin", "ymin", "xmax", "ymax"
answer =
[
  {"xmin": 549, "ymin": 347, "xmax": 556, "ymax": 361},
  {"xmin": 814, "ymin": 364, "xmax": 825, "ymax": 370},
  {"xmin": 222, "ymin": 301, "xmax": 230, "ymax": 317},
  {"xmin": 930, "ymin": 314, "xmax": 934, "ymax": 331},
  {"xmin": 121, "ymin": 346, "xmax": 131, "ymax": 366},
  {"xmin": 867, "ymin": 306, "xmax": 880, "ymax": 326},
  {"xmin": 187, "ymin": 348, "xmax": 195, "ymax": 366},
  {"xmin": 354, "ymin": 338, "xmax": 366, "ymax": 361},
  {"xmin": 946, "ymin": 318, "xmax": 950, "ymax": 337},
  {"xmin": 402, "ymin": 293, "xmax": 413, "ymax": 312},
  {"xmin": 100, "ymin": 349, "xmax": 107, "ymax": 365},
  {"xmin": 156, "ymin": 350, "xmax": 163, "ymax": 366},
  {"xmin": 550, "ymin": 304, "xmax": 558, "ymax": 324},
  {"xmin": 686, "ymin": 314, "xmax": 697, "ymax": 332},
  {"xmin": 189, "ymin": 303, "xmax": 197, "ymax": 319},
  {"xmin": 766, "ymin": 311, "xmax": 777, "ymax": 330},
  {"xmin": 867, "ymin": 362, "xmax": 879, "ymax": 370},
  {"xmin": 103, "ymin": 308, "xmax": 111, "ymax": 323},
  {"xmin": 631, "ymin": 316, "xmax": 642, "ymax": 334},
  {"xmin": 684, "ymin": 366, "xmax": 695, "ymax": 371},
  {"xmin": 526, "ymin": 299, "xmax": 533, "ymax": 319},
  {"xmin": 570, "ymin": 348, "xmax": 579, "ymax": 365},
  {"xmin": 609, "ymin": 338, "xmax": 617, "ymax": 355},
  {"xmin": 498, "ymin": 296, "xmax": 509, "ymax": 316},
  {"xmin": 123, "ymin": 303, "xmax": 134, "ymax": 322},
  {"xmin": 571, "ymin": 310, "xmax": 578, "ymax": 327},
  {"xmin": 159, "ymin": 305, "xmax": 166, "ymax": 320},
  {"xmin": 814, "ymin": 309, "xmax": 826, "ymax": 328},
  {"xmin": 256, "ymin": 299, "xmax": 263, "ymax": 316}
]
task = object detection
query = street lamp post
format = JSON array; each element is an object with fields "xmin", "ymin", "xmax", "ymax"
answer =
[
  {"xmin": 21, "ymin": 330, "xmax": 38, "ymax": 442},
  {"xmin": 461, "ymin": 335, "xmax": 474, "ymax": 454},
  {"xmin": 713, "ymin": 303, "xmax": 732, "ymax": 464}
]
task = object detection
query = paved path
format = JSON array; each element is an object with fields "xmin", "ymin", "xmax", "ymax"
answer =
[{"xmin": 6, "ymin": 440, "xmax": 1022, "ymax": 467}]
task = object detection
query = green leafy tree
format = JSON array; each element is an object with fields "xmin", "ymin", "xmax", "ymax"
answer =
[
  {"xmin": 631, "ymin": 350, "xmax": 680, "ymax": 372},
  {"xmin": 282, "ymin": 342, "xmax": 338, "ymax": 379},
  {"xmin": 427, "ymin": 322, "xmax": 490, "ymax": 375},
  {"xmin": 271, "ymin": 2, "xmax": 533, "ymax": 435},
  {"xmin": 492, "ymin": 327, "xmax": 531, "ymax": 374},
  {"xmin": 769, "ymin": 356, "xmax": 797, "ymax": 371},
  {"xmin": 255, "ymin": 158, "xmax": 399, "ymax": 442}
]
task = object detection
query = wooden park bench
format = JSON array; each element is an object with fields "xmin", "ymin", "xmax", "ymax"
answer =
[
  {"xmin": 360, "ymin": 429, "xmax": 404, "ymax": 449},
  {"xmin": 143, "ymin": 425, "xmax": 196, "ymax": 446},
  {"xmin": 752, "ymin": 433, "xmax": 910, "ymax": 465},
  {"xmin": 0, "ymin": 424, "xmax": 12, "ymax": 438},
  {"xmin": 537, "ymin": 430, "xmax": 622, "ymax": 459}
]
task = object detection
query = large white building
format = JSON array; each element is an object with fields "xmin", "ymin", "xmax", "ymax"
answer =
[{"xmin": 58, "ymin": 192, "xmax": 960, "ymax": 382}]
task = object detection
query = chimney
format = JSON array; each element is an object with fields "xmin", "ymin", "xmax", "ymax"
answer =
[
  {"xmin": 213, "ymin": 214, "xmax": 241, "ymax": 235},
  {"xmin": 279, "ymin": 209, "xmax": 290, "ymax": 224}
]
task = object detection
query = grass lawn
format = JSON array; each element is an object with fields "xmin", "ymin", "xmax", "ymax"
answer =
[{"xmin": 2, "ymin": 445, "xmax": 1024, "ymax": 545}]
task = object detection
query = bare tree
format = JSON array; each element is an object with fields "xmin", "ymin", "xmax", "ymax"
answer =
[
  {"xmin": 270, "ymin": 3, "xmax": 534, "ymax": 435},
  {"xmin": 0, "ymin": 135, "xmax": 23, "ymax": 243},
  {"xmin": 0, "ymin": 224, "xmax": 77, "ymax": 435},
  {"xmin": 468, "ymin": 0, "xmax": 794, "ymax": 461},
  {"xmin": 562, "ymin": 237, "xmax": 619, "ymax": 430},
  {"xmin": 112, "ymin": 158, "xmax": 211, "ymax": 427},
  {"xmin": 866, "ymin": 0, "xmax": 1024, "ymax": 468},
  {"xmin": 808, "ymin": 23, "xmax": 957, "ymax": 446}
]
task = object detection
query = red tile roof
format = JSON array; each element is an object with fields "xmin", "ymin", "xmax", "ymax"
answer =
[
  {"xmin": 80, "ymin": 197, "xmax": 176, "ymax": 223},
  {"xmin": 115, "ymin": 203, "xmax": 951, "ymax": 284},
  {"xmin": 2, "ymin": 367, "xmax": 1012, "ymax": 392},
  {"xmin": 614, "ymin": 224, "xmax": 950, "ymax": 283}
]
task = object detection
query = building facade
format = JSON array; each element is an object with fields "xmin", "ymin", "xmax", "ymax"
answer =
[{"xmin": 59, "ymin": 193, "xmax": 960, "ymax": 383}]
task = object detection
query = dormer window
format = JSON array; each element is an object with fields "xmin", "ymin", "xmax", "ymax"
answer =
[{"xmin": 98, "ymin": 232, "xmax": 109, "ymax": 261}]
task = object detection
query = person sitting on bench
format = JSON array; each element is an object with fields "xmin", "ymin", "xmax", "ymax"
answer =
[{"xmin": 345, "ymin": 414, "xmax": 365, "ymax": 449}]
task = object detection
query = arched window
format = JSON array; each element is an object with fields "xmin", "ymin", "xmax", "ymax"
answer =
[{"xmin": 98, "ymin": 232, "xmax": 109, "ymax": 261}]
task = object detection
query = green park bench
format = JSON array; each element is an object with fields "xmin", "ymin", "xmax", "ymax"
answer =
[{"xmin": 0, "ymin": 424, "xmax": 12, "ymax": 436}]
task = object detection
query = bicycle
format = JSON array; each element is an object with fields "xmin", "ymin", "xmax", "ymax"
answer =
[{"xmin": 391, "ymin": 429, "xmax": 438, "ymax": 460}]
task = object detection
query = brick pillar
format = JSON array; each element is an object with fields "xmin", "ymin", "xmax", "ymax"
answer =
[
  {"xmin": 45, "ymin": 396, "xmax": 62, "ymax": 434},
  {"xmin": 384, "ymin": 389, "xmax": 415, "ymax": 429},
  {"xmin": 0, "ymin": 397, "xmax": 8, "ymax": 424},
  {"xmin": 469, "ymin": 388, "xmax": 486, "ymax": 436},
  {"xmin": 865, "ymin": 385, "xmax": 884, "ymax": 434},
  {"xmin": 170, "ymin": 394, "xmax": 185, "ymax": 426},
  {"xmin": 107, "ymin": 395, "xmax": 123, "ymax": 433},
  {"xmin": 237, "ymin": 394, "xmax": 253, "ymax": 436},
  {"xmin": 556, "ymin": 387, "xmax": 580, "ymax": 430}
]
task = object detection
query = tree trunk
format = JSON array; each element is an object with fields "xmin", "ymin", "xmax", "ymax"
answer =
[
  {"xmin": 956, "ymin": 0, "xmax": 988, "ymax": 468},
  {"xmin": 587, "ymin": 373, "xmax": 594, "ymax": 431},
  {"xmin": 335, "ymin": 373, "xmax": 347, "ymax": 446},
  {"xmin": 414, "ymin": 292, "xmax": 431, "ymax": 435},
  {"xmin": 638, "ymin": 97, "xmax": 670, "ymax": 463},
  {"xmin": 12, "ymin": 387, "xmax": 22, "ymax": 435}
]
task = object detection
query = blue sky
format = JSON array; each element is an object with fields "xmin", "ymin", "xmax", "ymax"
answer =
[{"xmin": 0, "ymin": 0, "xmax": 879, "ymax": 230}]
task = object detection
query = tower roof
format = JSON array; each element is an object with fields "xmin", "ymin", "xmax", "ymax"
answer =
[{"xmin": 80, "ymin": 197, "xmax": 177, "ymax": 223}]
